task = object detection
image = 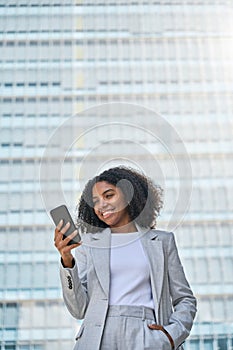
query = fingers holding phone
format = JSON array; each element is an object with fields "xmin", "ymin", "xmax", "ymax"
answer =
[
  {"xmin": 50, "ymin": 205, "xmax": 82, "ymax": 267},
  {"xmin": 53, "ymin": 219, "xmax": 81, "ymax": 268},
  {"xmin": 50, "ymin": 204, "xmax": 81, "ymax": 244},
  {"xmin": 54, "ymin": 219, "xmax": 81, "ymax": 249}
]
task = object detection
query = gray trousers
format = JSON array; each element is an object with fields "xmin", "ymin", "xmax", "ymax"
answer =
[{"xmin": 100, "ymin": 305, "xmax": 171, "ymax": 350}]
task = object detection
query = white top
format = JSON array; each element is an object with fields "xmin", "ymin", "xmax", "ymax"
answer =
[{"xmin": 109, "ymin": 232, "xmax": 154, "ymax": 309}]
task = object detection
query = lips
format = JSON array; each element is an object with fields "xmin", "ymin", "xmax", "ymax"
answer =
[{"xmin": 101, "ymin": 209, "xmax": 115, "ymax": 219}]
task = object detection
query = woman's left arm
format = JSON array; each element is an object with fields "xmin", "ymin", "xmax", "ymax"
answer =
[{"xmin": 163, "ymin": 232, "xmax": 197, "ymax": 349}]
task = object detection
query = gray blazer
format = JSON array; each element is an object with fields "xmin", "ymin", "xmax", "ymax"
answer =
[{"xmin": 60, "ymin": 226, "xmax": 197, "ymax": 350}]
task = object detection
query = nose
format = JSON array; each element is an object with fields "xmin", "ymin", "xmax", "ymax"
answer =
[{"xmin": 95, "ymin": 197, "xmax": 108, "ymax": 210}]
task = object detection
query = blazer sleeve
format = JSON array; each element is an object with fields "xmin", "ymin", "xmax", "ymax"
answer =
[
  {"xmin": 59, "ymin": 245, "xmax": 89, "ymax": 320},
  {"xmin": 163, "ymin": 232, "xmax": 197, "ymax": 349}
]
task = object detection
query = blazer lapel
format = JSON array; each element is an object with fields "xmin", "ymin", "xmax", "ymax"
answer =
[
  {"xmin": 140, "ymin": 229, "xmax": 164, "ymax": 320},
  {"xmin": 89, "ymin": 228, "xmax": 111, "ymax": 297}
]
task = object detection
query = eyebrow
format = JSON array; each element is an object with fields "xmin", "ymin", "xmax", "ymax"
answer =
[{"xmin": 92, "ymin": 188, "xmax": 115, "ymax": 200}]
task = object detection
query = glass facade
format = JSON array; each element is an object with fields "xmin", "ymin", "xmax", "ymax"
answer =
[{"xmin": 0, "ymin": 1, "xmax": 233, "ymax": 349}]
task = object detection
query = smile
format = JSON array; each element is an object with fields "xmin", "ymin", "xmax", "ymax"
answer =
[{"xmin": 101, "ymin": 209, "xmax": 115, "ymax": 218}]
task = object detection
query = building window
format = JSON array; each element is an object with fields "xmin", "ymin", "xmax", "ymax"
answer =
[
  {"xmin": 0, "ymin": 303, "xmax": 18, "ymax": 328},
  {"xmin": 189, "ymin": 339, "xmax": 200, "ymax": 350},
  {"xmin": 6, "ymin": 41, "xmax": 14, "ymax": 46},
  {"xmin": 218, "ymin": 338, "xmax": 228, "ymax": 350}
]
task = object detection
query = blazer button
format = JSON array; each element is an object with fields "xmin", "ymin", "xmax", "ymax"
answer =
[{"xmin": 67, "ymin": 276, "xmax": 72, "ymax": 289}]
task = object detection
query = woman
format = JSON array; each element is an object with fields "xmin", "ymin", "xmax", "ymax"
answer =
[{"xmin": 54, "ymin": 166, "xmax": 197, "ymax": 350}]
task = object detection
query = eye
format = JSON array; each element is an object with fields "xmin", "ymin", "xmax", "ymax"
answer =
[{"xmin": 105, "ymin": 193, "xmax": 114, "ymax": 199}]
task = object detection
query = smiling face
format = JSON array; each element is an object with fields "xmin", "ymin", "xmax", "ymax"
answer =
[{"xmin": 92, "ymin": 181, "xmax": 132, "ymax": 230}]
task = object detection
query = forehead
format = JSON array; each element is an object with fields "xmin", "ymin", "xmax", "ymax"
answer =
[{"xmin": 92, "ymin": 181, "xmax": 116, "ymax": 196}]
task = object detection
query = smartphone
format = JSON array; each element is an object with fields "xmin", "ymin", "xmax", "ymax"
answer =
[{"xmin": 50, "ymin": 204, "xmax": 81, "ymax": 245}]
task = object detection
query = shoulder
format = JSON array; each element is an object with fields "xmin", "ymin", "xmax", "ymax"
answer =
[
  {"xmin": 78, "ymin": 231, "xmax": 103, "ymax": 243},
  {"xmin": 149, "ymin": 228, "xmax": 174, "ymax": 240},
  {"xmin": 146, "ymin": 229, "xmax": 177, "ymax": 249}
]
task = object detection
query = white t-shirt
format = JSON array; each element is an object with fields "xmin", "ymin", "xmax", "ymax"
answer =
[{"xmin": 109, "ymin": 232, "xmax": 154, "ymax": 309}]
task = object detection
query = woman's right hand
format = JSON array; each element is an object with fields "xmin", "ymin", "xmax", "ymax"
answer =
[{"xmin": 54, "ymin": 219, "xmax": 82, "ymax": 268}]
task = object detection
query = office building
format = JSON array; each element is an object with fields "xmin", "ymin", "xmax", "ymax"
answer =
[{"xmin": 0, "ymin": 1, "xmax": 233, "ymax": 349}]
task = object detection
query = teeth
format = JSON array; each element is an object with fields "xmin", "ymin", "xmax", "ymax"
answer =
[{"xmin": 102, "ymin": 210, "xmax": 113, "ymax": 217}]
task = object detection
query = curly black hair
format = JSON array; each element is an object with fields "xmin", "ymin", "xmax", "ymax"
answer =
[{"xmin": 76, "ymin": 166, "xmax": 163, "ymax": 234}]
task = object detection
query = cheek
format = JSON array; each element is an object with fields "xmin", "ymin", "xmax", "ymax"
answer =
[
  {"xmin": 115, "ymin": 198, "xmax": 128, "ymax": 211},
  {"xmin": 93, "ymin": 206, "xmax": 99, "ymax": 216}
]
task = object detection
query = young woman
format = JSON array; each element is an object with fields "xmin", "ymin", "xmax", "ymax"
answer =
[{"xmin": 54, "ymin": 166, "xmax": 197, "ymax": 350}]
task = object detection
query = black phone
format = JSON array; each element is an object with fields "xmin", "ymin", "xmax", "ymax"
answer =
[{"xmin": 50, "ymin": 204, "xmax": 81, "ymax": 245}]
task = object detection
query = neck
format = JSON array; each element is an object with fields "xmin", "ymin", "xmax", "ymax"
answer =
[{"xmin": 110, "ymin": 222, "xmax": 137, "ymax": 234}]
